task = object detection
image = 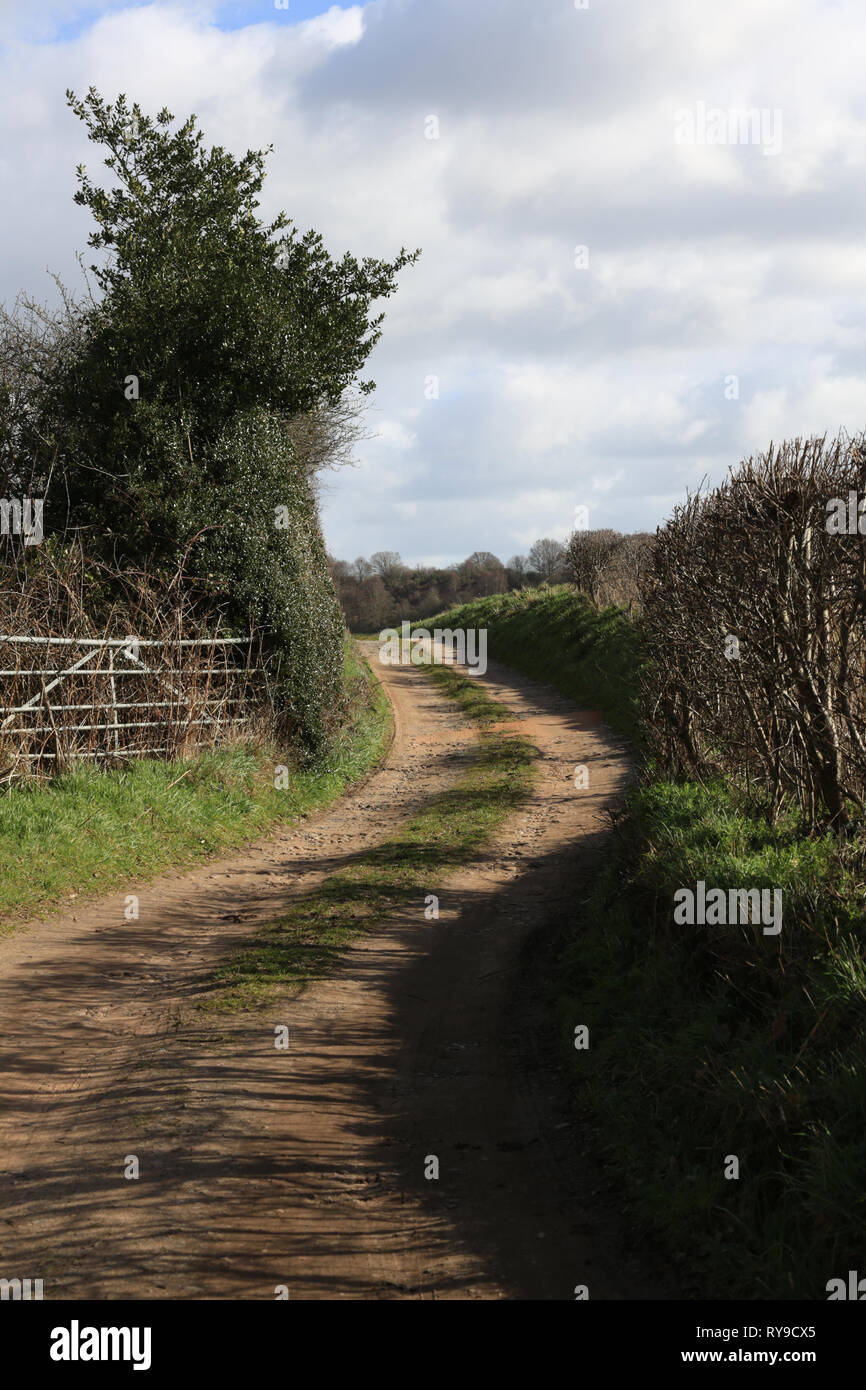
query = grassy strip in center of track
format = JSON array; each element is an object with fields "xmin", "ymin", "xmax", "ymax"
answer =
[{"xmin": 205, "ymin": 660, "xmax": 537, "ymax": 1011}]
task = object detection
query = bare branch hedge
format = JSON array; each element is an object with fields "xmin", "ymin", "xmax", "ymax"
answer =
[{"xmin": 641, "ymin": 433, "xmax": 866, "ymax": 830}]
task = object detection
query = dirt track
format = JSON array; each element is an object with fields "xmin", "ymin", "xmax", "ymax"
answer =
[{"xmin": 0, "ymin": 644, "xmax": 653, "ymax": 1300}]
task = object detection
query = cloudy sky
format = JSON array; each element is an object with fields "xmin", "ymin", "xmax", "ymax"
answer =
[{"xmin": 1, "ymin": 0, "xmax": 865, "ymax": 567}]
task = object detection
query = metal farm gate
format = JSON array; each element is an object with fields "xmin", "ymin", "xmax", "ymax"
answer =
[{"xmin": 0, "ymin": 633, "xmax": 258, "ymax": 781}]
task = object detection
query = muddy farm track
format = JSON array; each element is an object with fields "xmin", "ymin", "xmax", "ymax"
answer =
[{"xmin": 0, "ymin": 644, "xmax": 655, "ymax": 1300}]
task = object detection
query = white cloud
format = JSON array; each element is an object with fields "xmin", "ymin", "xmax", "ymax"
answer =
[
  {"xmin": 1, "ymin": 0, "xmax": 865, "ymax": 564},
  {"xmin": 373, "ymin": 420, "xmax": 416, "ymax": 449}
]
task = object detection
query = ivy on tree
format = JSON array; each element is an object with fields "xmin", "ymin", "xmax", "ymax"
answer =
[{"xmin": 41, "ymin": 88, "xmax": 418, "ymax": 753}]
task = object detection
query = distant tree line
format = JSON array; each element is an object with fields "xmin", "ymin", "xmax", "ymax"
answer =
[
  {"xmin": 329, "ymin": 538, "xmax": 571, "ymax": 630},
  {"xmin": 331, "ymin": 529, "xmax": 655, "ymax": 630}
]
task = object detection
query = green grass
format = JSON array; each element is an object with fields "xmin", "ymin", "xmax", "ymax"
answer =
[
  {"xmin": 0, "ymin": 639, "xmax": 391, "ymax": 929},
  {"xmin": 410, "ymin": 585, "xmax": 642, "ymax": 741},
  {"xmin": 558, "ymin": 778, "xmax": 866, "ymax": 1298},
  {"xmin": 205, "ymin": 660, "xmax": 537, "ymax": 1010}
]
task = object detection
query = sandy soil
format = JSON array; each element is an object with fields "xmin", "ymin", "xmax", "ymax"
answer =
[{"xmin": 0, "ymin": 644, "xmax": 655, "ymax": 1300}]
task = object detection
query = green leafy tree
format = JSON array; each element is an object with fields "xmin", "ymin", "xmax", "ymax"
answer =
[{"xmin": 38, "ymin": 89, "xmax": 418, "ymax": 752}]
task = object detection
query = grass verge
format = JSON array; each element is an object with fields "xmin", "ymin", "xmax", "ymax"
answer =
[
  {"xmin": 205, "ymin": 660, "xmax": 536, "ymax": 1011},
  {"xmin": 0, "ymin": 639, "xmax": 391, "ymax": 930},
  {"xmin": 559, "ymin": 778, "xmax": 866, "ymax": 1299},
  {"xmin": 409, "ymin": 585, "xmax": 642, "ymax": 741}
]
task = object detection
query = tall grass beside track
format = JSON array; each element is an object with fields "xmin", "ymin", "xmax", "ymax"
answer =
[
  {"xmin": 411, "ymin": 584, "xmax": 641, "ymax": 740},
  {"xmin": 569, "ymin": 778, "xmax": 866, "ymax": 1299}
]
